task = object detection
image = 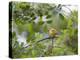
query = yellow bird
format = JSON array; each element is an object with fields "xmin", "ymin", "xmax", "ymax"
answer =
[{"xmin": 48, "ymin": 28, "xmax": 59, "ymax": 38}]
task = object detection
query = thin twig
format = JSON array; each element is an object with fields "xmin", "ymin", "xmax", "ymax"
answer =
[
  {"xmin": 52, "ymin": 38, "xmax": 54, "ymax": 48},
  {"xmin": 51, "ymin": 38, "xmax": 54, "ymax": 54},
  {"xmin": 62, "ymin": 6, "xmax": 72, "ymax": 14}
]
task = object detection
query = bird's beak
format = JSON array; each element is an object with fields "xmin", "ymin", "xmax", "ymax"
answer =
[
  {"xmin": 55, "ymin": 35, "xmax": 59, "ymax": 38},
  {"xmin": 55, "ymin": 32, "xmax": 61, "ymax": 38}
]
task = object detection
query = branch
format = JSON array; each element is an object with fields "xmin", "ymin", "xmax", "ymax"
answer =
[{"xmin": 24, "ymin": 37, "xmax": 52, "ymax": 48}]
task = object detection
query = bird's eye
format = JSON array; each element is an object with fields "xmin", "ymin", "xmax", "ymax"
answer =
[{"xmin": 52, "ymin": 30, "xmax": 55, "ymax": 31}]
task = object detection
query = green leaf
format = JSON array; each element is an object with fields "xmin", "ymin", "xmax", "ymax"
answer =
[
  {"xmin": 59, "ymin": 13, "xmax": 65, "ymax": 20},
  {"xmin": 38, "ymin": 21, "xmax": 44, "ymax": 25},
  {"xmin": 27, "ymin": 23, "xmax": 34, "ymax": 33},
  {"xmin": 46, "ymin": 15, "xmax": 51, "ymax": 19},
  {"xmin": 46, "ymin": 20, "xmax": 52, "ymax": 24}
]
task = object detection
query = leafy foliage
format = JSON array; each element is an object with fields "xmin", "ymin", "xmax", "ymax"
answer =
[{"xmin": 10, "ymin": 2, "xmax": 78, "ymax": 58}]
